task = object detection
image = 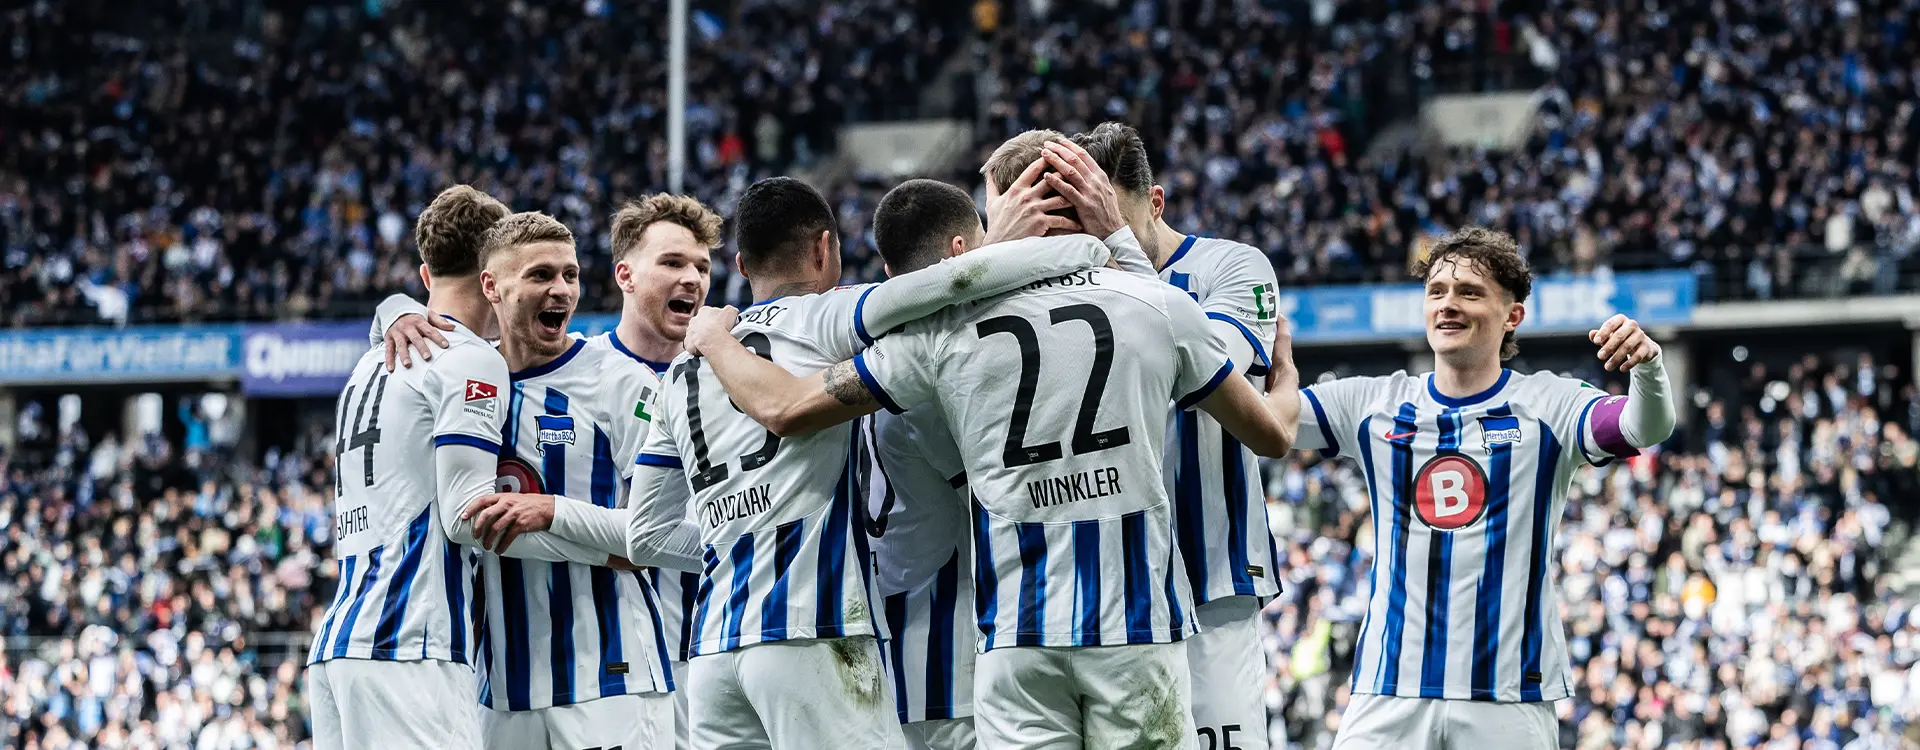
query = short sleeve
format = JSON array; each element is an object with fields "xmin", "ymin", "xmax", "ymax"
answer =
[
  {"xmin": 422, "ymin": 342, "xmax": 509, "ymax": 453},
  {"xmin": 634, "ymin": 368, "xmax": 685, "ymax": 469},
  {"xmin": 1166, "ymin": 289, "xmax": 1235, "ymax": 410},
  {"xmin": 1296, "ymin": 376, "xmax": 1382, "ymax": 459},
  {"xmin": 791, "ymin": 286, "xmax": 873, "ymax": 362},
  {"xmin": 613, "ymin": 370, "xmax": 667, "ymax": 480},
  {"xmin": 850, "ymin": 324, "xmax": 940, "ymax": 415},
  {"xmin": 1195, "ymin": 245, "xmax": 1279, "ymax": 377}
]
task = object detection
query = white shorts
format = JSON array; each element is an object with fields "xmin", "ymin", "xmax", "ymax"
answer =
[
  {"xmin": 480, "ymin": 692, "xmax": 673, "ymax": 750},
  {"xmin": 1187, "ymin": 598, "xmax": 1273, "ymax": 750},
  {"xmin": 1332, "ymin": 693, "xmax": 1558, "ymax": 750},
  {"xmin": 686, "ymin": 636, "xmax": 905, "ymax": 750},
  {"xmin": 902, "ymin": 717, "xmax": 976, "ymax": 750},
  {"xmin": 670, "ymin": 660, "xmax": 690, "ymax": 750},
  {"xmin": 975, "ymin": 641, "xmax": 1196, "ymax": 750},
  {"xmin": 306, "ymin": 658, "xmax": 479, "ymax": 750}
]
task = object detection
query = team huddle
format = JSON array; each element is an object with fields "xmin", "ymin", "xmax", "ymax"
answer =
[{"xmin": 304, "ymin": 123, "xmax": 1677, "ymax": 750}]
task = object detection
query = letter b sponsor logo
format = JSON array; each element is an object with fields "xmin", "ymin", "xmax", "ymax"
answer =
[{"xmin": 1413, "ymin": 455, "xmax": 1488, "ymax": 530}]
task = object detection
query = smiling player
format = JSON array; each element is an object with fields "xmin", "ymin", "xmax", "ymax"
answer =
[{"xmin": 1288, "ymin": 227, "xmax": 1676, "ymax": 750}]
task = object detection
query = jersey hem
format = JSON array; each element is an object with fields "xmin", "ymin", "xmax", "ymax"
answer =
[
  {"xmin": 980, "ymin": 625, "xmax": 1196, "ymax": 651},
  {"xmin": 481, "ymin": 683, "xmax": 674, "ymax": 712},
  {"xmin": 1349, "ymin": 685, "xmax": 1573, "ymax": 703},
  {"xmin": 686, "ymin": 622, "xmax": 879, "ymax": 659}
]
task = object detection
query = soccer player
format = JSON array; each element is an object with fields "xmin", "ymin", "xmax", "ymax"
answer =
[
  {"xmin": 307, "ymin": 187, "xmax": 635, "ymax": 750},
  {"xmin": 1290, "ymin": 227, "xmax": 1675, "ymax": 749},
  {"xmin": 1056, "ymin": 123, "xmax": 1288, "ymax": 749},
  {"xmin": 622, "ymin": 175, "xmax": 1116, "ymax": 749},
  {"xmin": 377, "ymin": 194, "xmax": 727, "ymax": 750},
  {"xmin": 679, "ymin": 150, "xmax": 1305, "ymax": 750}
]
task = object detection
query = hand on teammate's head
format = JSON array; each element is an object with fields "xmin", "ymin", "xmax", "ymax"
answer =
[
  {"xmin": 1039, "ymin": 140, "xmax": 1126, "ymax": 239},
  {"xmin": 983, "ymin": 156, "xmax": 1081, "ymax": 245}
]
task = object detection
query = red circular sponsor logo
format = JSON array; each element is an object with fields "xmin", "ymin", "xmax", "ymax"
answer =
[
  {"xmin": 1413, "ymin": 455, "xmax": 1488, "ymax": 530},
  {"xmin": 496, "ymin": 457, "xmax": 545, "ymax": 494}
]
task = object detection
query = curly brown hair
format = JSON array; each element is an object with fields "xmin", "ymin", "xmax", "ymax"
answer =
[
  {"xmin": 610, "ymin": 194, "xmax": 725, "ymax": 262},
  {"xmin": 1411, "ymin": 226, "xmax": 1533, "ymax": 361},
  {"xmin": 414, "ymin": 185, "xmax": 509, "ymax": 277}
]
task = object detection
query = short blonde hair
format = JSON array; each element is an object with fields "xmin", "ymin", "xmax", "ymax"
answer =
[
  {"xmin": 610, "ymin": 194, "xmax": 724, "ymax": 262},
  {"xmin": 980, "ymin": 129, "xmax": 1068, "ymax": 193},
  {"xmin": 478, "ymin": 212, "xmax": 575, "ymax": 269},
  {"xmin": 414, "ymin": 185, "xmax": 509, "ymax": 276}
]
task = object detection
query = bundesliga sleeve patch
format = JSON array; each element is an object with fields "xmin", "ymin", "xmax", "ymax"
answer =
[{"xmin": 464, "ymin": 379, "xmax": 499, "ymax": 418}]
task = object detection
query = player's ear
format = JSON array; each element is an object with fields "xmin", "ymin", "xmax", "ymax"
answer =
[
  {"xmin": 732, "ymin": 252, "xmax": 751, "ymax": 282},
  {"xmin": 882, "ymin": 261, "xmax": 895, "ymax": 278},
  {"xmin": 481, "ymin": 269, "xmax": 501, "ymax": 304},
  {"xmin": 614, "ymin": 259, "xmax": 635, "ymax": 294},
  {"xmin": 948, "ymin": 234, "xmax": 968, "ymax": 259},
  {"xmin": 1150, "ymin": 185, "xmax": 1165, "ymax": 220},
  {"xmin": 1506, "ymin": 299, "xmax": 1525, "ymax": 332},
  {"xmin": 418, "ymin": 264, "xmax": 432, "ymax": 291},
  {"xmin": 814, "ymin": 230, "xmax": 834, "ymax": 272}
]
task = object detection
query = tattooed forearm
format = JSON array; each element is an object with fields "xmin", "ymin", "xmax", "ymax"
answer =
[{"xmin": 823, "ymin": 360, "xmax": 878, "ymax": 406}]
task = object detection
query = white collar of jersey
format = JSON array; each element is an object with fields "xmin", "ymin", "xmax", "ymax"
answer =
[
  {"xmin": 1426, "ymin": 368, "xmax": 1514, "ymax": 408},
  {"xmin": 510, "ymin": 337, "xmax": 587, "ymax": 381}
]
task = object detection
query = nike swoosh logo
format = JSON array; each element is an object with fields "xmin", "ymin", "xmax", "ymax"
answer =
[{"xmin": 1384, "ymin": 431, "xmax": 1417, "ymax": 440}]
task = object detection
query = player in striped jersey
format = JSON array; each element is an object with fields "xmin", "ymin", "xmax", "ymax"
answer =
[
  {"xmin": 624, "ymin": 177, "xmax": 1117, "ymax": 749},
  {"xmin": 681, "ymin": 141, "xmax": 1306, "ymax": 749},
  {"xmin": 1289, "ymin": 228, "xmax": 1675, "ymax": 749},
  {"xmin": 377, "ymin": 194, "xmax": 724, "ymax": 750},
  {"xmin": 1064, "ymin": 123, "xmax": 1287, "ymax": 749},
  {"xmin": 308, "ymin": 187, "xmax": 636, "ymax": 750}
]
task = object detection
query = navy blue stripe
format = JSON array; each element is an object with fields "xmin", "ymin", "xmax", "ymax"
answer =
[
  {"xmin": 844, "ymin": 451, "xmax": 877, "ymax": 634},
  {"xmin": 1223, "ymin": 432, "xmax": 1255, "ymax": 597},
  {"xmin": 853, "ymin": 285, "xmax": 879, "ymax": 345},
  {"xmin": 371, "ymin": 508, "xmax": 433, "ymax": 658},
  {"xmin": 442, "ymin": 541, "xmax": 468, "ymax": 665},
  {"xmin": 434, "ymin": 433, "xmax": 503, "ymax": 454},
  {"xmin": 1166, "ymin": 234, "xmax": 1198, "ymax": 267},
  {"xmin": 763, "ymin": 519, "xmax": 804, "ymax": 640},
  {"xmin": 510, "ymin": 337, "xmax": 586, "ymax": 380},
  {"xmin": 549, "ymin": 562, "xmax": 576, "ymax": 705},
  {"xmin": 1378, "ymin": 403, "xmax": 1418, "ymax": 693},
  {"xmin": 473, "ymin": 559, "xmax": 493, "ymax": 706},
  {"xmin": 1121, "ymin": 510, "xmax": 1153, "ymax": 644},
  {"xmin": 498, "ymin": 558, "xmax": 533, "ymax": 711},
  {"xmin": 1173, "ymin": 411, "xmax": 1207, "ymax": 599},
  {"xmin": 591, "ymin": 428, "xmax": 618, "ymax": 509},
  {"xmin": 1205, "ymin": 312, "xmax": 1271, "ymax": 375},
  {"xmin": 852, "ymin": 353, "xmax": 906, "ymax": 414},
  {"xmin": 688, "ymin": 552, "xmax": 718, "ymax": 656},
  {"xmin": 1520, "ymin": 423, "xmax": 1562, "ymax": 701},
  {"xmin": 722, "ymin": 533, "xmax": 756, "ymax": 651},
  {"xmin": 884, "ymin": 590, "xmax": 911, "ymax": 723},
  {"xmin": 1352, "ymin": 416, "xmax": 1378, "ymax": 693},
  {"xmin": 971, "ymin": 498, "xmax": 1000, "ymax": 650},
  {"xmin": 331, "ymin": 546, "xmax": 385, "ymax": 658},
  {"xmin": 502, "ymin": 385, "xmax": 526, "ymax": 453},
  {"xmin": 1175, "ymin": 359, "xmax": 1236, "ymax": 410},
  {"xmin": 1471, "ymin": 405, "xmax": 1515, "ymax": 700},
  {"xmin": 1420, "ymin": 408, "xmax": 1462, "ymax": 697},
  {"xmin": 926, "ymin": 553, "xmax": 960, "ymax": 717},
  {"xmin": 542, "ymin": 389, "xmax": 570, "ymax": 495},
  {"xmin": 1303, "ymin": 388, "xmax": 1340, "ymax": 459},
  {"xmin": 312, "ymin": 557, "xmax": 356, "ymax": 661},
  {"xmin": 604, "ymin": 331, "xmax": 672, "ymax": 373},
  {"xmin": 1073, "ymin": 520, "xmax": 1102, "ymax": 647},
  {"xmin": 1163, "ymin": 536, "xmax": 1186, "ymax": 641},
  {"xmin": 635, "ymin": 453, "xmax": 683, "ymax": 469},
  {"xmin": 1014, "ymin": 522, "xmax": 1048, "ymax": 647},
  {"xmin": 816, "ymin": 474, "xmax": 852, "ymax": 633},
  {"xmin": 592, "ymin": 568, "xmax": 629, "ymax": 696},
  {"xmin": 633, "ymin": 572, "xmax": 670, "ymax": 692}
]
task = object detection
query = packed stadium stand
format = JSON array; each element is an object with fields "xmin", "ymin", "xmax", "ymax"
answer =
[{"xmin": 4, "ymin": 0, "xmax": 1920, "ymax": 748}]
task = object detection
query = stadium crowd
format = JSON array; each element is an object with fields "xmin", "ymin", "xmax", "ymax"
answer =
[
  {"xmin": 1261, "ymin": 350, "xmax": 1920, "ymax": 750},
  {"xmin": 8, "ymin": 0, "xmax": 1920, "ymax": 329}
]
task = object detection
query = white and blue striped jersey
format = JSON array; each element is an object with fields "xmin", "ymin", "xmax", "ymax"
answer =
[
  {"xmin": 310, "ymin": 321, "xmax": 503, "ymax": 668},
  {"xmin": 1159, "ymin": 235, "xmax": 1286, "ymax": 605},
  {"xmin": 476, "ymin": 336, "xmax": 677, "ymax": 711},
  {"xmin": 856, "ymin": 267, "xmax": 1233, "ymax": 651},
  {"xmin": 634, "ymin": 288, "xmax": 883, "ymax": 658},
  {"xmin": 859, "ymin": 412, "xmax": 975, "ymax": 723},
  {"xmin": 599, "ymin": 336, "xmax": 706, "ymax": 667},
  {"xmin": 1295, "ymin": 369, "xmax": 1639, "ymax": 703}
]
